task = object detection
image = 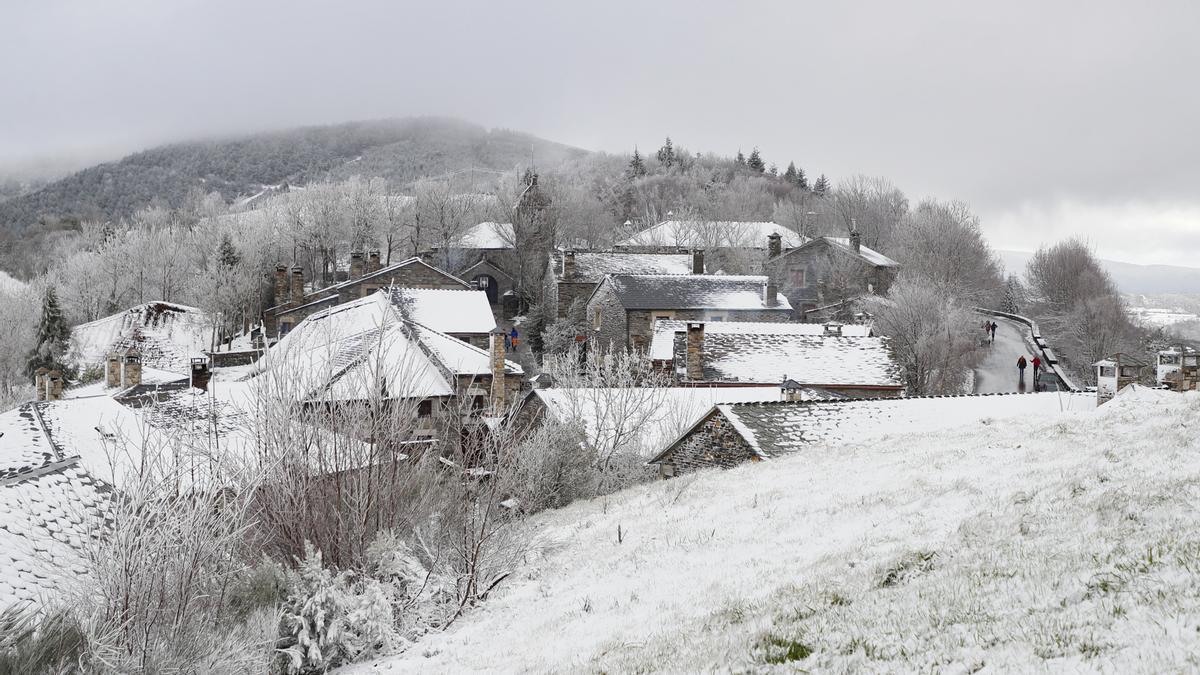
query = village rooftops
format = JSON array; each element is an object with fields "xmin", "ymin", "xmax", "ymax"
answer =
[
  {"xmin": 387, "ymin": 287, "xmax": 497, "ymax": 335},
  {"xmin": 771, "ymin": 236, "xmax": 900, "ymax": 268},
  {"xmin": 600, "ymin": 274, "xmax": 792, "ymax": 311},
  {"xmin": 617, "ymin": 220, "xmax": 806, "ymax": 249},
  {"xmin": 552, "ymin": 251, "xmax": 695, "ymax": 282},
  {"xmin": 69, "ymin": 301, "xmax": 212, "ymax": 373},
  {"xmin": 266, "ymin": 257, "xmax": 471, "ymax": 313},
  {"xmin": 648, "ymin": 319, "xmax": 873, "ymax": 360}
]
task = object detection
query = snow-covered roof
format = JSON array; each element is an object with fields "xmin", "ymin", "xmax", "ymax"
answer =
[
  {"xmin": 456, "ymin": 222, "xmax": 515, "ymax": 249},
  {"xmin": 649, "ymin": 319, "xmax": 873, "ymax": 360},
  {"xmin": 389, "ymin": 287, "xmax": 496, "ymax": 335},
  {"xmin": 823, "ymin": 237, "xmax": 900, "ymax": 267},
  {"xmin": 69, "ymin": 301, "xmax": 211, "ymax": 373},
  {"xmin": 62, "ymin": 366, "xmax": 188, "ymax": 399},
  {"xmin": 531, "ymin": 386, "xmax": 786, "ymax": 458},
  {"xmin": 618, "ymin": 221, "xmax": 806, "ymax": 249},
  {"xmin": 553, "ymin": 251, "xmax": 694, "ymax": 282},
  {"xmin": 677, "ymin": 392, "xmax": 1096, "ymax": 460},
  {"xmin": 603, "ymin": 275, "xmax": 792, "ymax": 311},
  {"xmin": 650, "ymin": 320, "xmax": 900, "ymax": 387}
]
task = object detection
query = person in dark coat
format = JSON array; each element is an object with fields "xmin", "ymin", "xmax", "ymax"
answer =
[
  {"xmin": 990, "ymin": 321, "xmax": 998, "ymax": 343},
  {"xmin": 1017, "ymin": 355, "xmax": 1027, "ymax": 382}
]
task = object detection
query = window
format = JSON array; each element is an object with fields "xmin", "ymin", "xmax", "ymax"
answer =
[
  {"xmin": 789, "ymin": 267, "xmax": 807, "ymax": 288},
  {"xmin": 593, "ymin": 308, "xmax": 602, "ymax": 330},
  {"xmin": 417, "ymin": 400, "xmax": 433, "ymax": 417},
  {"xmin": 708, "ymin": 315, "xmax": 725, "ymax": 322},
  {"xmin": 1120, "ymin": 366, "xmax": 1140, "ymax": 377},
  {"xmin": 1099, "ymin": 366, "xmax": 1116, "ymax": 378},
  {"xmin": 1160, "ymin": 354, "xmax": 1180, "ymax": 365}
]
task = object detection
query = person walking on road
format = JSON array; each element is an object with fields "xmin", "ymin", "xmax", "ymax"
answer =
[
  {"xmin": 1017, "ymin": 355, "xmax": 1027, "ymax": 383},
  {"xmin": 1032, "ymin": 355, "xmax": 1042, "ymax": 390},
  {"xmin": 990, "ymin": 321, "xmax": 998, "ymax": 344}
]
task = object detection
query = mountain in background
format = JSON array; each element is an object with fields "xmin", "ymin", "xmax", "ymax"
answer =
[
  {"xmin": 998, "ymin": 249, "xmax": 1200, "ymax": 295},
  {"xmin": 0, "ymin": 117, "xmax": 587, "ymax": 233}
]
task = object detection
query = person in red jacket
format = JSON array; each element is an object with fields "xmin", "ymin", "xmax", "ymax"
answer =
[{"xmin": 1031, "ymin": 355, "xmax": 1042, "ymax": 389}]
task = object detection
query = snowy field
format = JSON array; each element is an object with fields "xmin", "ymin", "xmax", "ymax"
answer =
[
  {"xmin": 1129, "ymin": 306, "xmax": 1200, "ymax": 328},
  {"xmin": 345, "ymin": 388, "xmax": 1200, "ymax": 673}
]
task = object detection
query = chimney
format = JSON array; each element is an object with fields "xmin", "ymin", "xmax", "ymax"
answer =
[
  {"xmin": 692, "ymin": 249, "xmax": 705, "ymax": 274},
  {"xmin": 46, "ymin": 370, "xmax": 64, "ymax": 401},
  {"xmin": 350, "ymin": 251, "xmax": 364, "ymax": 280},
  {"xmin": 823, "ymin": 321, "xmax": 843, "ymax": 337},
  {"xmin": 849, "ymin": 220, "xmax": 861, "ymax": 254},
  {"xmin": 766, "ymin": 282, "xmax": 779, "ymax": 306},
  {"xmin": 105, "ymin": 353, "xmax": 121, "ymax": 388},
  {"xmin": 122, "ymin": 353, "xmax": 142, "ymax": 388},
  {"xmin": 563, "ymin": 250, "xmax": 576, "ymax": 278},
  {"xmin": 367, "ymin": 250, "xmax": 381, "ymax": 273},
  {"xmin": 190, "ymin": 357, "xmax": 211, "ymax": 392},
  {"xmin": 34, "ymin": 367, "xmax": 48, "ymax": 402},
  {"xmin": 489, "ymin": 329, "xmax": 507, "ymax": 413},
  {"xmin": 290, "ymin": 265, "xmax": 304, "ymax": 305},
  {"xmin": 273, "ymin": 263, "xmax": 289, "ymax": 307},
  {"xmin": 767, "ymin": 232, "xmax": 782, "ymax": 259},
  {"xmin": 685, "ymin": 322, "xmax": 705, "ymax": 381}
]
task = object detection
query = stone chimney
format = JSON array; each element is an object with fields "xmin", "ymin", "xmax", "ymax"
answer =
[
  {"xmin": 367, "ymin": 250, "xmax": 381, "ymax": 273},
  {"xmin": 686, "ymin": 322, "xmax": 705, "ymax": 381},
  {"xmin": 563, "ymin": 250, "xmax": 576, "ymax": 279},
  {"xmin": 767, "ymin": 232, "xmax": 782, "ymax": 259},
  {"xmin": 105, "ymin": 353, "xmax": 121, "ymax": 388},
  {"xmin": 766, "ymin": 282, "xmax": 779, "ymax": 306},
  {"xmin": 34, "ymin": 367, "xmax": 48, "ymax": 402},
  {"xmin": 122, "ymin": 353, "xmax": 142, "ymax": 388},
  {"xmin": 350, "ymin": 251, "xmax": 364, "ymax": 280},
  {"xmin": 273, "ymin": 263, "xmax": 289, "ymax": 307},
  {"xmin": 489, "ymin": 329, "xmax": 507, "ymax": 413},
  {"xmin": 190, "ymin": 357, "xmax": 211, "ymax": 392},
  {"xmin": 823, "ymin": 321, "xmax": 844, "ymax": 337},
  {"xmin": 290, "ymin": 265, "xmax": 305, "ymax": 305},
  {"xmin": 692, "ymin": 249, "xmax": 705, "ymax": 274},
  {"xmin": 45, "ymin": 370, "xmax": 64, "ymax": 401},
  {"xmin": 849, "ymin": 220, "xmax": 861, "ymax": 254}
]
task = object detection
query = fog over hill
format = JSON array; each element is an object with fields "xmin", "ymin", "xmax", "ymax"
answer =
[{"xmin": 999, "ymin": 249, "xmax": 1200, "ymax": 295}]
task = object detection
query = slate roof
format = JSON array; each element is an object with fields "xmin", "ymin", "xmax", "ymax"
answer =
[
  {"xmin": 552, "ymin": 251, "xmax": 694, "ymax": 283},
  {"xmin": 269, "ymin": 257, "xmax": 471, "ymax": 313},
  {"xmin": 602, "ymin": 275, "xmax": 792, "ymax": 311},
  {"xmin": 69, "ymin": 301, "xmax": 211, "ymax": 373},
  {"xmin": 618, "ymin": 221, "xmax": 806, "ymax": 249},
  {"xmin": 771, "ymin": 236, "xmax": 900, "ymax": 268},
  {"xmin": 388, "ymin": 287, "xmax": 497, "ymax": 334},
  {"xmin": 649, "ymin": 319, "xmax": 874, "ymax": 360}
]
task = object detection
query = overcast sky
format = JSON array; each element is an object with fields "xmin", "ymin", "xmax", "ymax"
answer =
[{"xmin": 3, "ymin": 0, "xmax": 1198, "ymax": 265}]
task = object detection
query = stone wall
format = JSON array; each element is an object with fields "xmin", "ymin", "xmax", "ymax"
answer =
[
  {"xmin": 586, "ymin": 283, "xmax": 630, "ymax": 352},
  {"xmin": 655, "ymin": 410, "xmax": 760, "ymax": 476}
]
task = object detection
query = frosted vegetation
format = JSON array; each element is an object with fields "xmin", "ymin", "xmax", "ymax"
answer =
[{"xmin": 345, "ymin": 389, "xmax": 1200, "ymax": 673}]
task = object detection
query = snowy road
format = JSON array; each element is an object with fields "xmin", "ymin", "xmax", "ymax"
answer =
[{"xmin": 973, "ymin": 316, "xmax": 1039, "ymax": 393}]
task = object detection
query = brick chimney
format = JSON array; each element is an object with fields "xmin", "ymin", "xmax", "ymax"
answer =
[
  {"xmin": 122, "ymin": 353, "xmax": 142, "ymax": 388},
  {"xmin": 686, "ymin": 322, "xmax": 705, "ymax": 381},
  {"xmin": 563, "ymin": 250, "xmax": 576, "ymax": 278},
  {"xmin": 766, "ymin": 282, "xmax": 779, "ymax": 306},
  {"xmin": 489, "ymin": 329, "xmax": 507, "ymax": 413},
  {"xmin": 367, "ymin": 250, "xmax": 381, "ymax": 273},
  {"xmin": 290, "ymin": 265, "xmax": 305, "ymax": 305},
  {"xmin": 767, "ymin": 232, "xmax": 782, "ymax": 259},
  {"xmin": 34, "ymin": 367, "xmax": 48, "ymax": 401},
  {"xmin": 350, "ymin": 251, "xmax": 364, "ymax": 280},
  {"xmin": 273, "ymin": 263, "xmax": 289, "ymax": 307},
  {"xmin": 692, "ymin": 249, "xmax": 705, "ymax": 274},
  {"xmin": 190, "ymin": 357, "xmax": 211, "ymax": 392},
  {"xmin": 105, "ymin": 353, "xmax": 121, "ymax": 388},
  {"xmin": 45, "ymin": 370, "xmax": 64, "ymax": 401},
  {"xmin": 849, "ymin": 220, "xmax": 861, "ymax": 254}
]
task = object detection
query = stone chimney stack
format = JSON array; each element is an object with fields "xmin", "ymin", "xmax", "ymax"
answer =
[
  {"xmin": 105, "ymin": 353, "xmax": 121, "ymax": 388},
  {"xmin": 823, "ymin": 321, "xmax": 844, "ymax": 337},
  {"xmin": 767, "ymin": 232, "xmax": 782, "ymax": 259},
  {"xmin": 290, "ymin": 265, "xmax": 305, "ymax": 305},
  {"xmin": 46, "ymin": 370, "xmax": 64, "ymax": 401},
  {"xmin": 692, "ymin": 249, "xmax": 705, "ymax": 274},
  {"xmin": 766, "ymin": 282, "xmax": 779, "ymax": 306},
  {"xmin": 489, "ymin": 329, "xmax": 507, "ymax": 413},
  {"xmin": 122, "ymin": 353, "xmax": 142, "ymax": 388},
  {"xmin": 563, "ymin": 250, "xmax": 576, "ymax": 278},
  {"xmin": 34, "ymin": 367, "xmax": 48, "ymax": 402},
  {"xmin": 849, "ymin": 220, "xmax": 861, "ymax": 254},
  {"xmin": 190, "ymin": 357, "xmax": 211, "ymax": 392},
  {"xmin": 274, "ymin": 264, "xmax": 289, "ymax": 307},
  {"xmin": 686, "ymin": 322, "xmax": 705, "ymax": 381},
  {"xmin": 367, "ymin": 250, "xmax": 381, "ymax": 273},
  {"xmin": 350, "ymin": 251, "xmax": 364, "ymax": 280}
]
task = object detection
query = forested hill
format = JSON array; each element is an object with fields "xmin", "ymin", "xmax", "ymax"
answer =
[{"xmin": 0, "ymin": 117, "xmax": 587, "ymax": 233}]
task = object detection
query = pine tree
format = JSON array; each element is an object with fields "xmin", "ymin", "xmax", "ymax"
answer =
[
  {"xmin": 783, "ymin": 162, "xmax": 798, "ymax": 184},
  {"xmin": 747, "ymin": 148, "xmax": 766, "ymax": 173},
  {"xmin": 656, "ymin": 137, "xmax": 676, "ymax": 168},
  {"xmin": 813, "ymin": 174, "xmax": 830, "ymax": 196},
  {"xmin": 768, "ymin": 164, "xmax": 778, "ymax": 176},
  {"xmin": 735, "ymin": 150, "xmax": 746, "ymax": 166},
  {"xmin": 627, "ymin": 149, "xmax": 647, "ymax": 178},
  {"xmin": 218, "ymin": 234, "xmax": 240, "ymax": 268},
  {"xmin": 26, "ymin": 286, "xmax": 72, "ymax": 382},
  {"xmin": 1001, "ymin": 274, "xmax": 1023, "ymax": 314},
  {"xmin": 796, "ymin": 166, "xmax": 809, "ymax": 190}
]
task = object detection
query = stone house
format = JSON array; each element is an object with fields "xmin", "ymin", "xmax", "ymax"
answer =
[
  {"xmin": 762, "ymin": 231, "xmax": 900, "ymax": 319},
  {"xmin": 648, "ymin": 319, "xmax": 903, "ymax": 397},
  {"xmin": 585, "ymin": 274, "xmax": 792, "ymax": 352},
  {"xmin": 648, "ymin": 391, "xmax": 1096, "ymax": 477},
  {"xmin": 264, "ymin": 255, "xmax": 471, "ymax": 338},
  {"xmin": 544, "ymin": 250, "xmax": 700, "ymax": 321},
  {"xmin": 615, "ymin": 220, "xmax": 805, "ymax": 276}
]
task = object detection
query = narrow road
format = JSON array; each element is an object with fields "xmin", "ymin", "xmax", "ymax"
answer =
[{"xmin": 973, "ymin": 317, "xmax": 1039, "ymax": 394}]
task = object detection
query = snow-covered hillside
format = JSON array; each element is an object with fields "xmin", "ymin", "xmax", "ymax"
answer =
[
  {"xmin": 347, "ymin": 389, "xmax": 1200, "ymax": 673},
  {"xmin": 69, "ymin": 301, "xmax": 212, "ymax": 373}
]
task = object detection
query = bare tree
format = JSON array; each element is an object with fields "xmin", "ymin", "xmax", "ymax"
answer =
[{"xmin": 869, "ymin": 280, "xmax": 981, "ymax": 395}]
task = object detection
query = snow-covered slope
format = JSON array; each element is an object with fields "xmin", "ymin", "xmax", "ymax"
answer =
[
  {"xmin": 346, "ymin": 388, "xmax": 1200, "ymax": 673},
  {"xmin": 69, "ymin": 301, "xmax": 211, "ymax": 373}
]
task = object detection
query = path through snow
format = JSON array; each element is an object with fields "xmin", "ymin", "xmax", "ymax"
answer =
[{"xmin": 973, "ymin": 316, "xmax": 1039, "ymax": 393}]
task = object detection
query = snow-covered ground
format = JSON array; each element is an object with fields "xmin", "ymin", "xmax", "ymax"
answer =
[
  {"xmin": 345, "ymin": 388, "xmax": 1200, "ymax": 673},
  {"xmin": 1129, "ymin": 306, "xmax": 1200, "ymax": 328}
]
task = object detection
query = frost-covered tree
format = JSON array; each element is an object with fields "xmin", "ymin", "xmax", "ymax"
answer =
[
  {"xmin": 627, "ymin": 148, "xmax": 647, "ymax": 178},
  {"xmin": 813, "ymin": 173, "xmax": 830, "ymax": 196},
  {"xmin": 25, "ymin": 286, "xmax": 72, "ymax": 381},
  {"xmin": 747, "ymin": 147, "xmax": 766, "ymax": 173},
  {"xmin": 656, "ymin": 137, "xmax": 676, "ymax": 168},
  {"xmin": 870, "ymin": 280, "xmax": 981, "ymax": 395},
  {"xmin": 735, "ymin": 149, "xmax": 746, "ymax": 166},
  {"xmin": 891, "ymin": 199, "xmax": 1003, "ymax": 306}
]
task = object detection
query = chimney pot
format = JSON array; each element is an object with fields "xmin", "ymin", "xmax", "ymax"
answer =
[
  {"xmin": 367, "ymin": 250, "xmax": 381, "ymax": 273},
  {"xmin": 767, "ymin": 232, "xmax": 782, "ymax": 259},
  {"xmin": 685, "ymin": 322, "xmax": 705, "ymax": 381},
  {"xmin": 290, "ymin": 265, "xmax": 305, "ymax": 305},
  {"xmin": 122, "ymin": 353, "xmax": 142, "ymax": 388},
  {"xmin": 823, "ymin": 321, "xmax": 843, "ymax": 337},
  {"xmin": 106, "ymin": 353, "xmax": 121, "ymax": 388},
  {"xmin": 34, "ymin": 367, "xmax": 48, "ymax": 402},
  {"xmin": 46, "ymin": 370, "xmax": 64, "ymax": 401},
  {"xmin": 350, "ymin": 251, "xmax": 365, "ymax": 280},
  {"xmin": 489, "ymin": 329, "xmax": 508, "ymax": 413},
  {"xmin": 190, "ymin": 357, "xmax": 210, "ymax": 392},
  {"xmin": 274, "ymin": 263, "xmax": 289, "ymax": 307},
  {"xmin": 849, "ymin": 230, "xmax": 861, "ymax": 254},
  {"xmin": 692, "ymin": 249, "xmax": 705, "ymax": 274},
  {"xmin": 766, "ymin": 283, "xmax": 779, "ymax": 306},
  {"xmin": 563, "ymin": 250, "xmax": 576, "ymax": 278}
]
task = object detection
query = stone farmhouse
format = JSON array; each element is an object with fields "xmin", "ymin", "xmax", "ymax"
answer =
[
  {"xmin": 615, "ymin": 220, "xmax": 805, "ymax": 275},
  {"xmin": 544, "ymin": 250, "xmax": 699, "ymax": 320},
  {"xmin": 762, "ymin": 230, "xmax": 900, "ymax": 319},
  {"xmin": 648, "ymin": 391, "xmax": 1097, "ymax": 477},
  {"xmin": 648, "ymin": 319, "xmax": 903, "ymax": 397},
  {"xmin": 586, "ymin": 274, "xmax": 792, "ymax": 352}
]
